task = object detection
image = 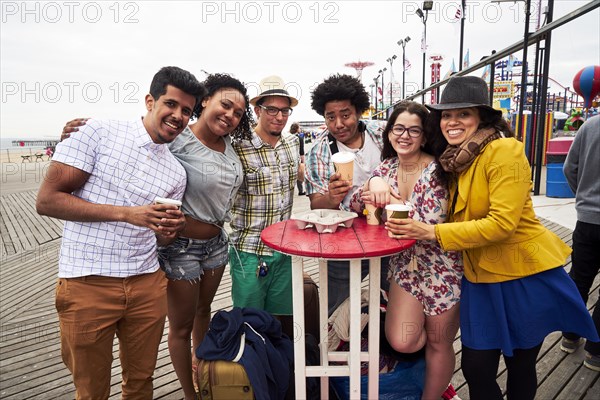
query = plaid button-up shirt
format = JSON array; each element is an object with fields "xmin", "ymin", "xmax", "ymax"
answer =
[
  {"xmin": 230, "ymin": 130, "xmax": 300, "ymax": 256},
  {"xmin": 304, "ymin": 120, "xmax": 385, "ymax": 211}
]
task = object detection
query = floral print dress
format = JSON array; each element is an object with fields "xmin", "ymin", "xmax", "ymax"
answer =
[{"xmin": 350, "ymin": 157, "xmax": 463, "ymax": 316}]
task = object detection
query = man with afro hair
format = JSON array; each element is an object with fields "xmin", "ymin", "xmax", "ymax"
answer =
[{"xmin": 305, "ymin": 74, "xmax": 389, "ymax": 315}]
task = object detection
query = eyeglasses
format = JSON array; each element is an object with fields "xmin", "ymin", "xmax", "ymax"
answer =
[
  {"xmin": 258, "ymin": 105, "xmax": 293, "ymax": 117},
  {"xmin": 391, "ymin": 125, "xmax": 423, "ymax": 138}
]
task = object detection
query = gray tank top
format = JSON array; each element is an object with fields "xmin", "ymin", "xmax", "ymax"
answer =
[{"xmin": 168, "ymin": 127, "xmax": 242, "ymax": 225}]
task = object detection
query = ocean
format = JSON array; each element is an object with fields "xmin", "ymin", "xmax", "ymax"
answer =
[{"xmin": 0, "ymin": 137, "xmax": 54, "ymax": 150}]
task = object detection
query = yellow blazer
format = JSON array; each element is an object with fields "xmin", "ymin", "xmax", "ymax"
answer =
[{"xmin": 435, "ymin": 138, "xmax": 571, "ymax": 283}]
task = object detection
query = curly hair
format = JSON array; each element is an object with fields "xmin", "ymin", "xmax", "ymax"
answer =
[
  {"xmin": 194, "ymin": 73, "xmax": 254, "ymax": 141},
  {"xmin": 311, "ymin": 74, "xmax": 370, "ymax": 116}
]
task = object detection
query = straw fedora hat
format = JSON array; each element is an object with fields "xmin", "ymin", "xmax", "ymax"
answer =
[
  {"xmin": 249, "ymin": 75, "xmax": 298, "ymax": 107},
  {"xmin": 427, "ymin": 76, "xmax": 501, "ymax": 116}
]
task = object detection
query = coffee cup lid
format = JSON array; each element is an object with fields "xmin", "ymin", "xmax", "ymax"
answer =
[
  {"xmin": 385, "ymin": 203, "xmax": 411, "ymax": 211},
  {"xmin": 331, "ymin": 151, "xmax": 355, "ymax": 163},
  {"xmin": 154, "ymin": 197, "xmax": 182, "ymax": 207}
]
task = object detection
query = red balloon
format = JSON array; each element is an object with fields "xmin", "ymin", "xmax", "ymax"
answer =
[{"xmin": 573, "ymin": 65, "xmax": 600, "ymax": 108}]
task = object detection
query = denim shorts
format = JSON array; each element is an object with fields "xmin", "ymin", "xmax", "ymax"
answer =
[{"xmin": 158, "ymin": 232, "xmax": 228, "ymax": 281}]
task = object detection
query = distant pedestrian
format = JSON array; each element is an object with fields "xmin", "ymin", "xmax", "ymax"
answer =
[{"xmin": 290, "ymin": 122, "xmax": 306, "ymax": 195}]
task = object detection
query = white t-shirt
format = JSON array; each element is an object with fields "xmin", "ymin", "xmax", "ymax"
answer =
[{"xmin": 337, "ymin": 133, "xmax": 382, "ymax": 209}]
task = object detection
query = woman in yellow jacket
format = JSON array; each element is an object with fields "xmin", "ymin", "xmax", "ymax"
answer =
[{"xmin": 387, "ymin": 76, "xmax": 598, "ymax": 400}]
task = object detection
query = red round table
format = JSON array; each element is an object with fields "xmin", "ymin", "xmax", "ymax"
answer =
[{"xmin": 261, "ymin": 217, "xmax": 415, "ymax": 400}]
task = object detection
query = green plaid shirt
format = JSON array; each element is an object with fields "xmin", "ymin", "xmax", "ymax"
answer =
[{"xmin": 230, "ymin": 130, "xmax": 300, "ymax": 255}]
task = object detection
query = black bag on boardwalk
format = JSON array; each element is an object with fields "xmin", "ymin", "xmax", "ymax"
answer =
[
  {"xmin": 195, "ymin": 359, "xmax": 254, "ymax": 400},
  {"xmin": 303, "ymin": 272, "xmax": 320, "ymax": 341}
]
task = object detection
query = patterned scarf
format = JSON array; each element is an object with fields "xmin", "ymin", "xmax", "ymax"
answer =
[{"xmin": 439, "ymin": 128, "xmax": 503, "ymax": 173}]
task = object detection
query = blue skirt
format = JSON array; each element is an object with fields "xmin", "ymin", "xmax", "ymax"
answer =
[{"xmin": 460, "ymin": 267, "xmax": 599, "ymax": 356}]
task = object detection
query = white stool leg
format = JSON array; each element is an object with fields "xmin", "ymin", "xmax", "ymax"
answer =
[
  {"xmin": 319, "ymin": 259, "xmax": 330, "ymax": 399},
  {"xmin": 292, "ymin": 257, "xmax": 306, "ymax": 399},
  {"xmin": 367, "ymin": 257, "xmax": 381, "ymax": 399},
  {"xmin": 348, "ymin": 259, "xmax": 362, "ymax": 400}
]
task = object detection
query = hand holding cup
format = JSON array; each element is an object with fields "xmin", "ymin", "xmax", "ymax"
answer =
[
  {"xmin": 385, "ymin": 204, "xmax": 411, "ymax": 237},
  {"xmin": 331, "ymin": 151, "xmax": 355, "ymax": 184}
]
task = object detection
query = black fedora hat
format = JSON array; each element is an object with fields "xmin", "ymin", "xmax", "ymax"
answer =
[{"xmin": 427, "ymin": 76, "xmax": 501, "ymax": 116}]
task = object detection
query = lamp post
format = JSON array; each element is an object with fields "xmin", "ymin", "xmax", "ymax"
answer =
[
  {"xmin": 369, "ymin": 83, "xmax": 375, "ymax": 117},
  {"xmin": 373, "ymin": 76, "xmax": 379, "ymax": 116},
  {"xmin": 386, "ymin": 55, "xmax": 397, "ymax": 106},
  {"xmin": 494, "ymin": 0, "xmax": 531, "ymax": 140},
  {"xmin": 379, "ymin": 68, "xmax": 387, "ymax": 111},
  {"xmin": 458, "ymin": 0, "xmax": 466, "ymax": 71},
  {"xmin": 416, "ymin": 1, "xmax": 433, "ymax": 103},
  {"xmin": 397, "ymin": 36, "xmax": 411, "ymax": 99},
  {"xmin": 518, "ymin": 0, "xmax": 532, "ymax": 141},
  {"xmin": 532, "ymin": 0, "xmax": 553, "ymax": 195}
]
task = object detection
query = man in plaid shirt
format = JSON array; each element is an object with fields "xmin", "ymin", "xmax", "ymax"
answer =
[
  {"xmin": 304, "ymin": 74, "xmax": 388, "ymax": 315},
  {"xmin": 228, "ymin": 76, "xmax": 300, "ymax": 338}
]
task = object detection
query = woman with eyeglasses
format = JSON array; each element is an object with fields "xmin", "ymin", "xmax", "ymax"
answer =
[{"xmin": 349, "ymin": 101, "xmax": 462, "ymax": 399}]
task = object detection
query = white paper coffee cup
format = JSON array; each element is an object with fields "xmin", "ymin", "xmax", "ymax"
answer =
[
  {"xmin": 331, "ymin": 151, "xmax": 355, "ymax": 183},
  {"xmin": 385, "ymin": 204, "xmax": 411, "ymax": 237},
  {"xmin": 364, "ymin": 204, "xmax": 382, "ymax": 225},
  {"xmin": 154, "ymin": 197, "xmax": 182, "ymax": 209},
  {"xmin": 385, "ymin": 203, "xmax": 411, "ymax": 219}
]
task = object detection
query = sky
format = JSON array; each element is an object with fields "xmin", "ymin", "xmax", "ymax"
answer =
[{"xmin": 1, "ymin": 0, "xmax": 599, "ymax": 140}]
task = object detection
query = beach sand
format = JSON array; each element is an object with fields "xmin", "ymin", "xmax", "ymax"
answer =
[
  {"xmin": 1, "ymin": 149, "xmax": 50, "ymax": 195},
  {"xmin": 0, "ymin": 147, "xmax": 51, "ymax": 164}
]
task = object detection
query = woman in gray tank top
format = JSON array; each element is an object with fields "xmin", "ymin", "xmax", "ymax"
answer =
[{"xmin": 158, "ymin": 74, "xmax": 254, "ymax": 400}]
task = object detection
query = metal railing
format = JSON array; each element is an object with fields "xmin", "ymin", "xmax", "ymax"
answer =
[{"xmin": 373, "ymin": 0, "xmax": 599, "ymax": 195}]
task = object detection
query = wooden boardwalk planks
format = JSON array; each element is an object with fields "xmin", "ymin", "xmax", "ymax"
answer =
[
  {"xmin": 0, "ymin": 191, "xmax": 598, "ymax": 399},
  {"xmin": 0, "ymin": 190, "xmax": 63, "ymax": 257}
]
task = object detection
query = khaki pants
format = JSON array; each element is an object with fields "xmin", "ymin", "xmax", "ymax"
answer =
[{"xmin": 55, "ymin": 269, "xmax": 167, "ymax": 399}]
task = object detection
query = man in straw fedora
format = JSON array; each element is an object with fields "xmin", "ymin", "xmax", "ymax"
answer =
[{"xmin": 228, "ymin": 75, "xmax": 300, "ymax": 338}]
